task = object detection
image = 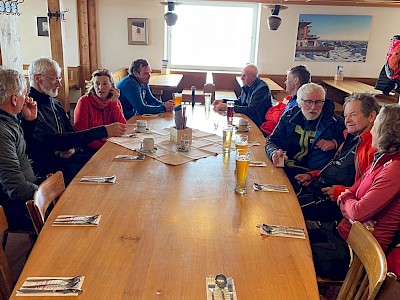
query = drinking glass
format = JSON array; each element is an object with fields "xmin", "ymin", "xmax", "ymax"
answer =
[
  {"xmin": 204, "ymin": 93, "xmax": 212, "ymax": 111},
  {"xmin": 235, "ymin": 134, "xmax": 248, "ymax": 154},
  {"xmin": 235, "ymin": 150, "xmax": 250, "ymax": 195},
  {"xmin": 173, "ymin": 93, "xmax": 182, "ymax": 107},
  {"xmin": 227, "ymin": 101, "xmax": 235, "ymax": 125},
  {"xmin": 222, "ymin": 126, "xmax": 233, "ymax": 153}
]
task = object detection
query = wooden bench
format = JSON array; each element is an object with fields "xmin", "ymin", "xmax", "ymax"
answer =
[{"xmin": 111, "ymin": 67, "xmax": 128, "ymax": 85}]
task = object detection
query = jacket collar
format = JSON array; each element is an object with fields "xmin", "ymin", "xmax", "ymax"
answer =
[
  {"xmin": 0, "ymin": 108, "xmax": 19, "ymax": 124},
  {"xmin": 29, "ymin": 87, "xmax": 53, "ymax": 104}
]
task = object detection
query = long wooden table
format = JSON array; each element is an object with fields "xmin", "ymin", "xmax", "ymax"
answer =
[
  {"xmin": 11, "ymin": 107, "xmax": 319, "ymax": 299},
  {"xmin": 236, "ymin": 76, "xmax": 284, "ymax": 91}
]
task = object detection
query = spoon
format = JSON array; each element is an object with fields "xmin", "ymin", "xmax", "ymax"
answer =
[{"xmin": 215, "ymin": 273, "xmax": 227, "ymax": 299}]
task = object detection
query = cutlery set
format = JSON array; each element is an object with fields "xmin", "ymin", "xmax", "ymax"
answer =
[
  {"xmin": 114, "ymin": 154, "xmax": 145, "ymax": 161},
  {"xmin": 253, "ymin": 182, "xmax": 289, "ymax": 192},
  {"xmin": 79, "ymin": 175, "xmax": 116, "ymax": 184},
  {"xmin": 17, "ymin": 275, "xmax": 84, "ymax": 295},
  {"xmin": 258, "ymin": 223, "xmax": 306, "ymax": 239},
  {"xmin": 52, "ymin": 214, "xmax": 101, "ymax": 226}
]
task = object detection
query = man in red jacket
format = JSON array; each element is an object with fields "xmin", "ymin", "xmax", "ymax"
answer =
[{"xmin": 260, "ymin": 65, "xmax": 310, "ymax": 136}]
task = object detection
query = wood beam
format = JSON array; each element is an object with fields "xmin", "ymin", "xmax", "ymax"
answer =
[
  {"xmin": 47, "ymin": 0, "xmax": 70, "ymax": 112},
  {"xmin": 77, "ymin": 0, "xmax": 91, "ymax": 93},
  {"xmin": 88, "ymin": 0, "xmax": 98, "ymax": 72}
]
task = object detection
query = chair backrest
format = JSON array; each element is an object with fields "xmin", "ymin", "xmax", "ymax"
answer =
[
  {"xmin": 111, "ymin": 68, "xmax": 128, "ymax": 85},
  {"xmin": 26, "ymin": 171, "xmax": 65, "ymax": 235},
  {"xmin": 0, "ymin": 206, "xmax": 12, "ymax": 300},
  {"xmin": 337, "ymin": 221, "xmax": 387, "ymax": 300}
]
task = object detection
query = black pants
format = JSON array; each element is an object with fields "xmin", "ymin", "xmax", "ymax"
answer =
[{"xmin": 308, "ymin": 221, "xmax": 351, "ymax": 281}]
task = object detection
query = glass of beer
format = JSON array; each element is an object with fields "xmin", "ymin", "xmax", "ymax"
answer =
[
  {"xmin": 173, "ymin": 93, "xmax": 182, "ymax": 107},
  {"xmin": 222, "ymin": 126, "xmax": 233, "ymax": 152},
  {"xmin": 235, "ymin": 150, "xmax": 250, "ymax": 195},
  {"xmin": 235, "ymin": 134, "xmax": 248, "ymax": 154}
]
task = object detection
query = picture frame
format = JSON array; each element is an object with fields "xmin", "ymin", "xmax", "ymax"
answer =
[
  {"xmin": 127, "ymin": 18, "xmax": 148, "ymax": 45},
  {"xmin": 37, "ymin": 17, "xmax": 49, "ymax": 37}
]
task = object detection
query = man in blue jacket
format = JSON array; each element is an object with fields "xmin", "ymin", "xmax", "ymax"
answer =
[
  {"xmin": 265, "ymin": 83, "xmax": 345, "ymax": 185},
  {"xmin": 117, "ymin": 59, "xmax": 174, "ymax": 119},
  {"xmin": 213, "ymin": 64, "xmax": 272, "ymax": 128}
]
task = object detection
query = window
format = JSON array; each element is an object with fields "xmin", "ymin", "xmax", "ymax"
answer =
[{"xmin": 166, "ymin": 2, "xmax": 260, "ymax": 71}]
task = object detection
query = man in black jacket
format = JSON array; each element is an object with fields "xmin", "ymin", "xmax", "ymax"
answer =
[
  {"xmin": 22, "ymin": 58, "xmax": 127, "ymax": 184},
  {"xmin": 0, "ymin": 67, "xmax": 37, "ymax": 230}
]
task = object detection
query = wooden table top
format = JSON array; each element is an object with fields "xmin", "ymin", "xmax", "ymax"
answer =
[
  {"xmin": 149, "ymin": 73, "xmax": 183, "ymax": 89},
  {"xmin": 11, "ymin": 107, "xmax": 318, "ymax": 299},
  {"xmin": 322, "ymin": 79, "xmax": 382, "ymax": 95},
  {"xmin": 236, "ymin": 76, "xmax": 284, "ymax": 91}
]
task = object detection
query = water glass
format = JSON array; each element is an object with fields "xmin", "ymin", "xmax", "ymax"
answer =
[{"xmin": 235, "ymin": 150, "xmax": 250, "ymax": 195}]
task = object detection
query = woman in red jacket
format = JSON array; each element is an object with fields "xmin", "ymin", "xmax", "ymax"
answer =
[{"xmin": 74, "ymin": 69, "xmax": 127, "ymax": 152}]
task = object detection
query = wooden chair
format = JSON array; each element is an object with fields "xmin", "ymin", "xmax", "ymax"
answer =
[
  {"xmin": 0, "ymin": 206, "xmax": 12, "ymax": 300},
  {"xmin": 337, "ymin": 221, "xmax": 387, "ymax": 300},
  {"xmin": 26, "ymin": 171, "xmax": 65, "ymax": 235}
]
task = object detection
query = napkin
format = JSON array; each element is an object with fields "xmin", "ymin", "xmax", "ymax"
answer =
[
  {"xmin": 16, "ymin": 275, "xmax": 84, "ymax": 296},
  {"xmin": 79, "ymin": 175, "xmax": 116, "ymax": 184},
  {"xmin": 253, "ymin": 183, "xmax": 289, "ymax": 192},
  {"xmin": 206, "ymin": 276, "xmax": 237, "ymax": 300},
  {"xmin": 258, "ymin": 224, "xmax": 306, "ymax": 239},
  {"xmin": 52, "ymin": 215, "xmax": 101, "ymax": 226}
]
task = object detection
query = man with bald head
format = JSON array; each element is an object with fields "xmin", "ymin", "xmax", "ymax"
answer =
[{"xmin": 213, "ymin": 64, "xmax": 272, "ymax": 128}]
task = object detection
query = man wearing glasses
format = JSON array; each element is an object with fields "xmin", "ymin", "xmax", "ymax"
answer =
[
  {"xmin": 22, "ymin": 57, "xmax": 126, "ymax": 184},
  {"xmin": 265, "ymin": 83, "xmax": 345, "ymax": 185}
]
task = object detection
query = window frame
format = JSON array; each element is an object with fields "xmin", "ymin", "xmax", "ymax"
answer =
[{"xmin": 165, "ymin": 1, "xmax": 260, "ymax": 72}]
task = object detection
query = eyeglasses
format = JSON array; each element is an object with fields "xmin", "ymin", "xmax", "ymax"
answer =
[
  {"xmin": 301, "ymin": 99, "xmax": 325, "ymax": 107},
  {"xmin": 40, "ymin": 74, "xmax": 62, "ymax": 83}
]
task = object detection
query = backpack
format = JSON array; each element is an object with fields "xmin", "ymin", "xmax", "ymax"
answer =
[{"xmin": 385, "ymin": 35, "xmax": 400, "ymax": 80}]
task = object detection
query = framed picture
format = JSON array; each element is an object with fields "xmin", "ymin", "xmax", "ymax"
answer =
[
  {"xmin": 37, "ymin": 17, "xmax": 49, "ymax": 37},
  {"xmin": 127, "ymin": 18, "xmax": 148, "ymax": 45}
]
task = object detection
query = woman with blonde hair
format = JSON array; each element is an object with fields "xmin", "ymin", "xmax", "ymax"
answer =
[{"xmin": 74, "ymin": 69, "xmax": 126, "ymax": 153}]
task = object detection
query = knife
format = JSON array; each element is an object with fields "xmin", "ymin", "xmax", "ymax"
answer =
[{"xmin": 227, "ymin": 277, "xmax": 234, "ymax": 300}]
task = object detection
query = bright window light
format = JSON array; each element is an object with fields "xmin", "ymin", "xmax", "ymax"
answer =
[{"xmin": 166, "ymin": 3, "xmax": 259, "ymax": 71}]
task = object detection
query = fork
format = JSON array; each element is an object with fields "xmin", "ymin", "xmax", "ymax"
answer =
[
  {"xmin": 25, "ymin": 275, "xmax": 82, "ymax": 283},
  {"xmin": 208, "ymin": 282, "xmax": 216, "ymax": 300}
]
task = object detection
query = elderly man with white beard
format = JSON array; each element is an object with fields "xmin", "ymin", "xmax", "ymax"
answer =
[{"xmin": 22, "ymin": 57, "xmax": 126, "ymax": 184}]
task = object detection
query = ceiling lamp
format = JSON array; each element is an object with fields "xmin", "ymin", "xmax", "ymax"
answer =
[
  {"xmin": 160, "ymin": 1, "xmax": 181, "ymax": 26},
  {"xmin": 265, "ymin": 4, "xmax": 288, "ymax": 31}
]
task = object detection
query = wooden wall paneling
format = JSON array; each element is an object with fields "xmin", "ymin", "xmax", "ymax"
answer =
[
  {"xmin": 88, "ymin": 0, "xmax": 98, "ymax": 72},
  {"xmin": 47, "ymin": 0, "xmax": 70, "ymax": 112},
  {"xmin": 77, "ymin": 0, "xmax": 91, "ymax": 93}
]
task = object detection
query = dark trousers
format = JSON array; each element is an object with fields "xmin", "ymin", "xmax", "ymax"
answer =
[{"xmin": 308, "ymin": 221, "xmax": 351, "ymax": 280}]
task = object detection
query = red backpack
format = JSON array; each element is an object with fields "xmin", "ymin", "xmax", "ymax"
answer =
[{"xmin": 385, "ymin": 35, "xmax": 400, "ymax": 80}]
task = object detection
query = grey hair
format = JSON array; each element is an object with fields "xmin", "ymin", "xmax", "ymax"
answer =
[
  {"xmin": 375, "ymin": 104, "xmax": 400, "ymax": 152},
  {"xmin": 297, "ymin": 82, "xmax": 325, "ymax": 102},
  {"xmin": 28, "ymin": 57, "xmax": 61, "ymax": 87},
  {"xmin": 0, "ymin": 67, "xmax": 27, "ymax": 104},
  {"xmin": 343, "ymin": 93, "xmax": 380, "ymax": 117},
  {"xmin": 244, "ymin": 63, "xmax": 259, "ymax": 76}
]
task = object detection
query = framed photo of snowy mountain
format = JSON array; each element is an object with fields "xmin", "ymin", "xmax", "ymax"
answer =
[{"xmin": 295, "ymin": 14, "xmax": 372, "ymax": 63}]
